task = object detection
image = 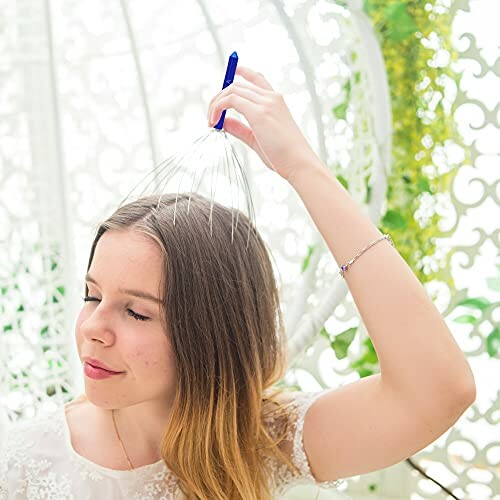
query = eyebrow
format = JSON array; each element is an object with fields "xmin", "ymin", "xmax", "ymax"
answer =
[{"xmin": 85, "ymin": 273, "xmax": 162, "ymax": 304}]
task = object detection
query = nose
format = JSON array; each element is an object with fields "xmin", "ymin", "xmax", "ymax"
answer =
[{"xmin": 80, "ymin": 302, "xmax": 117, "ymax": 346}]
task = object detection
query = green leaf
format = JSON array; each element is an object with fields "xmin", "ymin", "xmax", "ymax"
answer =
[
  {"xmin": 363, "ymin": 0, "xmax": 374, "ymax": 15},
  {"xmin": 452, "ymin": 314, "xmax": 478, "ymax": 324},
  {"xmin": 3, "ymin": 324, "xmax": 13, "ymax": 332},
  {"xmin": 456, "ymin": 297, "xmax": 490, "ymax": 311},
  {"xmin": 331, "ymin": 326, "xmax": 357, "ymax": 359},
  {"xmin": 381, "ymin": 209, "xmax": 407, "ymax": 230},
  {"xmin": 350, "ymin": 337, "xmax": 379, "ymax": 367},
  {"xmin": 301, "ymin": 244, "xmax": 316, "ymax": 273},
  {"xmin": 1, "ymin": 287, "xmax": 7, "ymax": 296},
  {"xmin": 336, "ymin": 174, "xmax": 349, "ymax": 190},
  {"xmin": 17, "ymin": 304, "xmax": 24, "ymax": 312},
  {"xmin": 57, "ymin": 286, "xmax": 65, "ymax": 296},
  {"xmin": 319, "ymin": 326, "xmax": 330, "ymax": 341},
  {"xmin": 383, "ymin": 2, "xmax": 418, "ymax": 42},
  {"xmin": 333, "ymin": 102, "xmax": 348, "ymax": 120},
  {"xmin": 365, "ymin": 184, "xmax": 372, "ymax": 204},
  {"xmin": 486, "ymin": 327, "xmax": 499, "ymax": 358},
  {"xmin": 417, "ymin": 177, "xmax": 432, "ymax": 193},
  {"xmin": 344, "ymin": 79, "xmax": 352, "ymax": 97},
  {"xmin": 361, "ymin": 337, "xmax": 379, "ymax": 364},
  {"xmin": 358, "ymin": 367, "xmax": 374, "ymax": 378}
]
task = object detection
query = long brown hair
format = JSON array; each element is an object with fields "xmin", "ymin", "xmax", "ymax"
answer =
[{"xmin": 85, "ymin": 193, "xmax": 300, "ymax": 499}]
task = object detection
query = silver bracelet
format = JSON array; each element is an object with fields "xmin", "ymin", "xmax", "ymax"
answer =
[{"xmin": 338, "ymin": 233, "xmax": 395, "ymax": 278}]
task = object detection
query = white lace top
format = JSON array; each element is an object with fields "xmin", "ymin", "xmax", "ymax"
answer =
[{"xmin": 0, "ymin": 390, "xmax": 347, "ymax": 499}]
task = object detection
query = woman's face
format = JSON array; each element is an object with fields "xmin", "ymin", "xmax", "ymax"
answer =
[{"xmin": 75, "ymin": 229, "xmax": 176, "ymax": 410}]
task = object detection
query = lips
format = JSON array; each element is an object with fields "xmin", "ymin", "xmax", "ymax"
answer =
[{"xmin": 82, "ymin": 356, "xmax": 123, "ymax": 373}]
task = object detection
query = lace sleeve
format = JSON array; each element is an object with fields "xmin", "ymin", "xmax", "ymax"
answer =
[{"xmin": 267, "ymin": 390, "xmax": 346, "ymax": 494}]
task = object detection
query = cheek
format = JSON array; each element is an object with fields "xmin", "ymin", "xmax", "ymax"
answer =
[
  {"xmin": 130, "ymin": 336, "xmax": 175, "ymax": 377},
  {"xmin": 74, "ymin": 309, "xmax": 87, "ymax": 351}
]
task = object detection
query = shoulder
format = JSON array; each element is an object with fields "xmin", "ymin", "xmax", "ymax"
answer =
[
  {"xmin": 1, "ymin": 405, "xmax": 66, "ymax": 460},
  {"xmin": 263, "ymin": 389, "xmax": 345, "ymax": 494},
  {"xmin": 0, "ymin": 404, "xmax": 69, "ymax": 495},
  {"xmin": 4, "ymin": 405, "xmax": 64, "ymax": 446}
]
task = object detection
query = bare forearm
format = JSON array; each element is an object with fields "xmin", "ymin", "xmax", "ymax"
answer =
[{"xmin": 288, "ymin": 156, "xmax": 476, "ymax": 406}]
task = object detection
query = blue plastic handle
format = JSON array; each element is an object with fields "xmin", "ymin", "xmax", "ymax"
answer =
[{"xmin": 214, "ymin": 51, "xmax": 238, "ymax": 130}]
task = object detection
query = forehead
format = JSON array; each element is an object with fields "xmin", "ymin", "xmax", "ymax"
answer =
[{"xmin": 90, "ymin": 229, "xmax": 163, "ymax": 286}]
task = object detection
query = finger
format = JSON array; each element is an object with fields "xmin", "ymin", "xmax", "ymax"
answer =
[
  {"xmin": 207, "ymin": 67, "xmax": 272, "ymax": 111},
  {"xmin": 231, "ymin": 79, "xmax": 272, "ymax": 96},
  {"xmin": 222, "ymin": 117, "xmax": 275, "ymax": 173},
  {"xmin": 221, "ymin": 116, "xmax": 256, "ymax": 150},
  {"xmin": 210, "ymin": 82, "xmax": 268, "ymax": 111},
  {"xmin": 235, "ymin": 66, "xmax": 274, "ymax": 91},
  {"xmin": 210, "ymin": 94, "xmax": 263, "ymax": 128},
  {"xmin": 207, "ymin": 80, "xmax": 269, "ymax": 120},
  {"xmin": 209, "ymin": 87, "xmax": 266, "ymax": 125}
]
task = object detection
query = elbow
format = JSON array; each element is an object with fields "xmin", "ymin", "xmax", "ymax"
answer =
[
  {"xmin": 451, "ymin": 373, "xmax": 477, "ymax": 410},
  {"xmin": 436, "ymin": 369, "xmax": 477, "ymax": 418},
  {"xmin": 459, "ymin": 362, "xmax": 477, "ymax": 405},
  {"xmin": 448, "ymin": 358, "xmax": 477, "ymax": 407},
  {"xmin": 462, "ymin": 379, "xmax": 476, "ymax": 406},
  {"xmin": 436, "ymin": 378, "xmax": 476, "ymax": 426}
]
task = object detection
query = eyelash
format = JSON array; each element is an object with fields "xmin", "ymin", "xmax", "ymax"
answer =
[{"xmin": 82, "ymin": 296, "xmax": 150, "ymax": 322}]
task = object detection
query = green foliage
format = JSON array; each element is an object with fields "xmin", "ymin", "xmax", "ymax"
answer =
[
  {"xmin": 320, "ymin": 326, "xmax": 357, "ymax": 360},
  {"xmin": 336, "ymin": 174, "xmax": 349, "ymax": 191},
  {"xmin": 382, "ymin": 2, "xmax": 418, "ymax": 42},
  {"xmin": 1, "ymin": 242, "xmax": 67, "ymax": 395},
  {"xmin": 316, "ymin": 0, "xmax": 488, "ymax": 372},
  {"xmin": 320, "ymin": 325, "xmax": 379, "ymax": 378},
  {"xmin": 486, "ymin": 328, "xmax": 500, "ymax": 358},
  {"xmin": 301, "ymin": 244, "xmax": 317, "ymax": 273}
]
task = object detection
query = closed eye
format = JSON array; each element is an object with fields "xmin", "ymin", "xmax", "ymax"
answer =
[
  {"xmin": 126, "ymin": 309, "xmax": 150, "ymax": 322},
  {"xmin": 82, "ymin": 296, "xmax": 151, "ymax": 322}
]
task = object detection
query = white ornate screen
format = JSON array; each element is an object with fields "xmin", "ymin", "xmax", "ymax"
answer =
[{"xmin": 0, "ymin": 0, "xmax": 497, "ymax": 498}]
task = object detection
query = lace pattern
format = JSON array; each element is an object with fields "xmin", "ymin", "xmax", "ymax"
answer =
[
  {"xmin": 269, "ymin": 390, "xmax": 346, "ymax": 495},
  {"xmin": 0, "ymin": 391, "xmax": 345, "ymax": 498},
  {"xmin": 0, "ymin": 408, "xmax": 180, "ymax": 500}
]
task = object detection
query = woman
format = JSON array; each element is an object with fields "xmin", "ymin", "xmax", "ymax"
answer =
[{"xmin": 0, "ymin": 66, "xmax": 475, "ymax": 499}]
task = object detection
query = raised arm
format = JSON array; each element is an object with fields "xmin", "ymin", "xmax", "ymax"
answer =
[
  {"xmin": 288, "ymin": 158, "xmax": 476, "ymax": 402},
  {"xmin": 286, "ymin": 156, "xmax": 475, "ymax": 481},
  {"xmin": 208, "ymin": 64, "xmax": 476, "ymax": 482}
]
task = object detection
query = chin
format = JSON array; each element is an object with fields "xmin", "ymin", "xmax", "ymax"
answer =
[{"xmin": 83, "ymin": 382, "xmax": 130, "ymax": 410}]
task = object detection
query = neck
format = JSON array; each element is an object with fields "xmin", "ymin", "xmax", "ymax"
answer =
[{"xmin": 104, "ymin": 400, "xmax": 172, "ymax": 468}]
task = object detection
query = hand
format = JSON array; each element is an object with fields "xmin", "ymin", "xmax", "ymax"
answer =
[{"xmin": 207, "ymin": 66, "xmax": 319, "ymax": 183}]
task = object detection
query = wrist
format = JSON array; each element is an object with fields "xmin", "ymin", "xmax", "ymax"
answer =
[{"xmin": 285, "ymin": 153, "xmax": 328, "ymax": 187}]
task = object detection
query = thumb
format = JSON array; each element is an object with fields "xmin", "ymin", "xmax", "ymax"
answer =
[
  {"xmin": 220, "ymin": 117, "xmax": 256, "ymax": 151},
  {"xmin": 220, "ymin": 117, "xmax": 277, "ymax": 175}
]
